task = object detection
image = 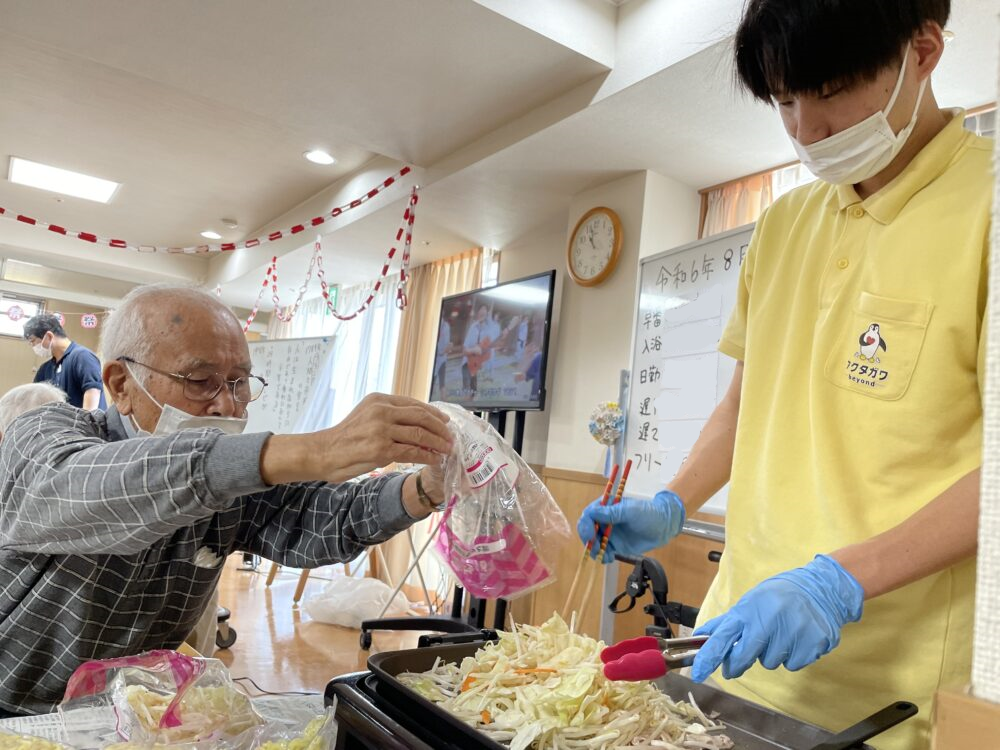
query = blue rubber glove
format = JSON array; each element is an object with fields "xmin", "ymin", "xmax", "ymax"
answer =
[
  {"xmin": 576, "ymin": 491, "xmax": 686, "ymax": 563},
  {"xmin": 690, "ymin": 554, "xmax": 864, "ymax": 683}
]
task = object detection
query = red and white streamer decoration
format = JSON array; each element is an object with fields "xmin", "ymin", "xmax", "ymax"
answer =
[
  {"xmin": 0, "ymin": 179, "xmax": 419, "ymax": 333},
  {"xmin": 0, "ymin": 167, "xmax": 412, "ymax": 254},
  {"xmin": 320, "ymin": 187, "xmax": 417, "ymax": 321},
  {"xmin": 240, "ymin": 187, "xmax": 418, "ymax": 331}
]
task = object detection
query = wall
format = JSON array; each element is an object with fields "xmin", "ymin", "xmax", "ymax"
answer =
[
  {"xmin": 496, "ymin": 216, "xmax": 566, "ymax": 466},
  {"xmin": 543, "ymin": 171, "xmax": 649, "ymax": 472},
  {"xmin": 639, "ymin": 170, "xmax": 702, "ymax": 260},
  {"xmin": 497, "ymin": 169, "xmax": 707, "ymax": 632},
  {"xmin": 0, "ymin": 298, "xmax": 105, "ymax": 397},
  {"xmin": 1, "ymin": 298, "xmax": 266, "ymax": 400},
  {"xmin": 498, "ymin": 169, "xmax": 700, "ymax": 472}
]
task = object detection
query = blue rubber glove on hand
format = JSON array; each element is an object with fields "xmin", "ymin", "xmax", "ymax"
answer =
[
  {"xmin": 690, "ymin": 554, "xmax": 864, "ymax": 683},
  {"xmin": 576, "ymin": 490, "xmax": 686, "ymax": 563}
]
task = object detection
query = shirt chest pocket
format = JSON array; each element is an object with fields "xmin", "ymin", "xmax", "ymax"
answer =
[{"xmin": 823, "ymin": 292, "xmax": 933, "ymax": 401}]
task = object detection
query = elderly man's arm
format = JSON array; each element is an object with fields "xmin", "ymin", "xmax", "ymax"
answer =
[
  {"xmin": 236, "ymin": 473, "xmax": 420, "ymax": 567},
  {"xmin": 0, "ymin": 403, "xmax": 269, "ymax": 555}
]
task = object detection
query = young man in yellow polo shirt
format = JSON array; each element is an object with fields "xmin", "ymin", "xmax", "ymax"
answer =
[{"xmin": 578, "ymin": 1, "xmax": 991, "ymax": 747}]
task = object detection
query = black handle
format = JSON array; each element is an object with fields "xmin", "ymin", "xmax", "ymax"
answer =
[
  {"xmin": 417, "ymin": 630, "xmax": 498, "ymax": 648},
  {"xmin": 808, "ymin": 701, "xmax": 918, "ymax": 750},
  {"xmin": 708, "ymin": 550, "xmax": 722, "ymax": 563},
  {"xmin": 335, "ymin": 699, "xmax": 424, "ymax": 750},
  {"xmin": 608, "ymin": 590, "xmax": 637, "ymax": 614}
]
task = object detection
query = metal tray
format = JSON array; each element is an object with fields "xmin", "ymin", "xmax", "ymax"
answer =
[{"xmin": 367, "ymin": 642, "xmax": 887, "ymax": 750}]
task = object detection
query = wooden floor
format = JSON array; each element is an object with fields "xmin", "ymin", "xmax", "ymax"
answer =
[{"xmin": 213, "ymin": 554, "xmax": 432, "ymax": 694}]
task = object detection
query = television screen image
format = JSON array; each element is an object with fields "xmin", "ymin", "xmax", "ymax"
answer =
[{"xmin": 429, "ymin": 271, "xmax": 555, "ymax": 411}]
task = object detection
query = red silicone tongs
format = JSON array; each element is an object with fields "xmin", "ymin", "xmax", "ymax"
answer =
[{"xmin": 600, "ymin": 635, "xmax": 709, "ymax": 681}]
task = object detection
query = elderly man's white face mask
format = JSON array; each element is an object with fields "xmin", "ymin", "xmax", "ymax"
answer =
[{"xmin": 123, "ymin": 362, "xmax": 248, "ymax": 437}]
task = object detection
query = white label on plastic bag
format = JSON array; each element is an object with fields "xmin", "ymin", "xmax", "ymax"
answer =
[
  {"xmin": 113, "ymin": 705, "xmax": 135, "ymax": 740},
  {"xmin": 464, "ymin": 438, "xmax": 516, "ymax": 489},
  {"xmin": 467, "ymin": 539, "xmax": 507, "ymax": 556}
]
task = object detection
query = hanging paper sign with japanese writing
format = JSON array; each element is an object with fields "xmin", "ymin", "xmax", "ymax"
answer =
[
  {"xmin": 81, "ymin": 313, "xmax": 98, "ymax": 329},
  {"xmin": 6, "ymin": 305, "xmax": 23, "ymax": 321}
]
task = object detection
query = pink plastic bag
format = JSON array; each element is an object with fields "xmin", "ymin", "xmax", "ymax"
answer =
[
  {"xmin": 61, "ymin": 651, "xmax": 263, "ymax": 744},
  {"xmin": 63, "ymin": 651, "xmax": 203, "ymax": 730},
  {"xmin": 431, "ymin": 403, "xmax": 571, "ymax": 599}
]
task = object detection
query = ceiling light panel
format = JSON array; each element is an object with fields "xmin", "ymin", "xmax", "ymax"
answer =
[{"xmin": 8, "ymin": 157, "xmax": 120, "ymax": 203}]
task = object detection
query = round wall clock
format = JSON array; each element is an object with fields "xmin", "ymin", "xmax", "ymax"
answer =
[{"xmin": 567, "ymin": 206, "xmax": 623, "ymax": 286}]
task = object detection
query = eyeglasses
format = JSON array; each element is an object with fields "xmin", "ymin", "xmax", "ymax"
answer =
[{"xmin": 119, "ymin": 357, "xmax": 268, "ymax": 403}]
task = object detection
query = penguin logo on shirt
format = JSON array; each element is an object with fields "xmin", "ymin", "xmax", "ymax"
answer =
[{"xmin": 856, "ymin": 323, "xmax": 887, "ymax": 363}]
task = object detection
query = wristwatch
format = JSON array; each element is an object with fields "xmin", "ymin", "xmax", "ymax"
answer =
[{"xmin": 415, "ymin": 469, "xmax": 446, "ymax": 513}]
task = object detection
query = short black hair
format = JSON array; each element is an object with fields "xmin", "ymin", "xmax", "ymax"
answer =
[
  {"xmin": 22, "ymin": 313, "xmax": 66, "ymax": 341},
  {"xmin": 734, "ymin": 0, "xmax": 950, "ymax": 102}
]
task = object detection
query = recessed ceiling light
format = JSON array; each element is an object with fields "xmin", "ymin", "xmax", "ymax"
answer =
[
  {"xmin": 304, "ymin": 149, "xmax": 336, "ymax": 165},
  {"xmin": 200, "ymin": 230, "xmax": 223, "ymax": 240},
  {"xmin": 220, "ymin": 218, "xmax": 239, "ymax": 229},
  {"xmin": 943, "ymin": 29, "xmax": 955, "ymax": 43},
  {"xmin": 8, "ymin": 157, "xmax": 120, "ymax": 203}
]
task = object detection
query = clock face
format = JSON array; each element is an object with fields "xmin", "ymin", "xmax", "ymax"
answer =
[{"xmin": 571, "ymin": 212, "xmax": 616, "ymax": 281}]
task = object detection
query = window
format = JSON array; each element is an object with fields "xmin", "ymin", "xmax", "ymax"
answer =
[
  {"xmin": 770, "ymin": 163, "xmax": 816, "ymax": 201},
  {"xmin": 286, "ymin": 278, "xmax": 402, "ymax": 428},
  {"xmin": 964, "ymin": 106, "xmax": 996, "ymax": 138},
  {"xmin": 482, "ymin": 247, "xmax": 500, "ymax": 288},
  {"xmin": 0, "ymin": 293, "xmax": 44, "ymax": 338},
  {"xmin": 699, "ymin": 102, "xmax": 997, "ymax": 238}
]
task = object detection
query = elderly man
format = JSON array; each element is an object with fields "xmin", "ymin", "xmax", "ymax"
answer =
[
  {"xmin": 0, "ymin": 284, "xmax": 453, "ymax": 716},
  {"xmin": 0, "ymin": 383, "xmax": 67, "ymax": 440}
]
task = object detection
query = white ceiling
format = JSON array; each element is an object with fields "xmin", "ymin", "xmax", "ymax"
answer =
[
  {"xmin": 0, "ymin": 31, "xmax": 376, "ymax": 250},
  {"xmin": 0, "ymin": 0, "xmax": 995, "ymax": 311},
  {"xmin": 0, "ymin": 0, "xmax": 610, "ymax": 166}
]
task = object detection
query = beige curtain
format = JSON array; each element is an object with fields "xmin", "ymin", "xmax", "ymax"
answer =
[
  {"xmin": 702, "ymin": 173, "xmax": 774, "ymax": 237},
  {"xmin": 392, "ymin": 248, "xmax": 483, "ymax": 400},
  {"xmin": 379, "ymin": 249, "xmax": 483, "ymax": 596}
]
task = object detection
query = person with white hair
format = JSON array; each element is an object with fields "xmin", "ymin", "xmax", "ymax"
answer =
[
  {"xmin": 0, "ymin": 283, "xmax": 454, "ymax": 716},
  {"xmin": 0, "ymin": 383, "xmax": 67, "ymax": 440}
]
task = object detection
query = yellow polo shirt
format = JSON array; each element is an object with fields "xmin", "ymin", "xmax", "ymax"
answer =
[{"xmin": 699, "ymin": 110, "xmax": 992, "ymax": 750}]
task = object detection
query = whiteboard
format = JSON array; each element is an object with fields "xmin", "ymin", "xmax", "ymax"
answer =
[
  {"xmin": 246, "ymin": 335, "xmax": 337, "ymax": 435},
  {"xmin": 624, "ymin": 224, "xmax": 755, "ymax": 515}
]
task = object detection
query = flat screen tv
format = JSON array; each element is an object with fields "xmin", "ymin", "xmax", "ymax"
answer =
[{"xmin": 429, "ymin": 270, "xmax": 555, "ymax": 411}]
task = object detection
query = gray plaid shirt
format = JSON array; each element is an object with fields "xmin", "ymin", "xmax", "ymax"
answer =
[{"xmin": 0, "ymin": 403, "xmax": 415, "ymax": 714}]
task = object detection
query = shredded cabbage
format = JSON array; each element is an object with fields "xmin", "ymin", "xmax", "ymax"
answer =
[
  {"xmin": 398, "ymin": 614, "xmax": 734, "ymax": 750},
  {"xmin": 122, "ymin": 684, "xmax": 263, "ymax": 743},
  {"xmin": 0, "ymin": 732, "xmax": 70, "ymax": 750},
  {"xmin": 258, "ymin": 715, "xmax": 330, "ymax": 750}
]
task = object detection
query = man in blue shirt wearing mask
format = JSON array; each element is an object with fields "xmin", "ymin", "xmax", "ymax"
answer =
[{"xmin": 24, "ymin": 313, "xmax": 106, "ymax": 410}]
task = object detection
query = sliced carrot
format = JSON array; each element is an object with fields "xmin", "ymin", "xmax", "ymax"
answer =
[
  {"xmin": 513, "ymin": 667, "xmax": 557, "ymax": 675},
  {"xmin": 461, "ymin": 675, "xmax": 477, "ymax": 692},
  {"xmin": 481, "ymin": 710, "xmax": 492, "ymax": 724}
]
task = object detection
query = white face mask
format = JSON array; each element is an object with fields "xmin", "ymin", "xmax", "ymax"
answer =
[
  {"xmin": 791, "ymin": 47, "xmax": 927, "ymax": 185},
  {"xmin": 32, "ymin": 337, "xmax": 51, "ymax": 358},
  {"xmin": 125, "ymin": 363, "xmax": 248, "ymax": 436}
]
